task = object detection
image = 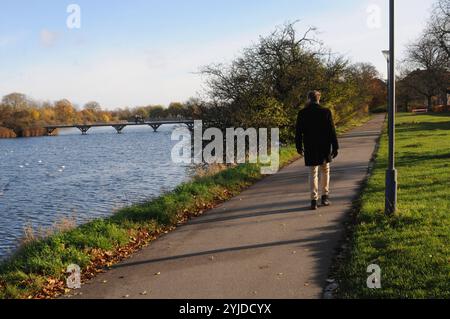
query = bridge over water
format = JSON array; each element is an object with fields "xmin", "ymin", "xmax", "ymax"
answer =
[{"xmin": 44, "ymin": 120, "xmax": 195, "ymax": 136}]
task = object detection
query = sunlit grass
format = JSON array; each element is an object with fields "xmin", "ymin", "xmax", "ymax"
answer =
[{"xmin": 337, "ymin": 113, "xmax": 450, "ymax": 299}]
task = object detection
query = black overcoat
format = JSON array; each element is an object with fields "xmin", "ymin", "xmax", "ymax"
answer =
[{"xmin": 295, "ymin": 103, "xmax": 339, "ymax": 167}]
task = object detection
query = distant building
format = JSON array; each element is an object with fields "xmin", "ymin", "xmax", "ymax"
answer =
[{"xmin": 397, "ymin": 70, "xmax": 450, "ymax": 112}]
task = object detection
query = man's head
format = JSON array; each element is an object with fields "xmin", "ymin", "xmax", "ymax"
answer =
[{"xmin": 307, "ymin": 90, "xmax": 321, "ymax": 104}]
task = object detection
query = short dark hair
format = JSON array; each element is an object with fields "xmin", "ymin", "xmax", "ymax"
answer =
[{"xmin": 308, "ymin": 90, "xmax": 321, "ymax": 103}]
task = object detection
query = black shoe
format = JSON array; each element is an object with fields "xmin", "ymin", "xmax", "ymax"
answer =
[
  {"xmin": 311, "ymin": 200, "xmax": 318, "ymax": 210},
  {"xmin": 322, "ymin": 195, "xmax": 331, "ymax": 207}
]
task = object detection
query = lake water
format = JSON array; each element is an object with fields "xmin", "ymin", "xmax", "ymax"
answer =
[{"xmin": 0, "ymin": 125, "xmax": 191, "ymax": 259}]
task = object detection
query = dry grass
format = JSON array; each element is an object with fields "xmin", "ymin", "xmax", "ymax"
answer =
[
  {"xmin": 194, "ymin": 163, "xmax": 235, "ymax": 178},
  {"xmin": 20, "ymin": 217, "xmax": 77, "ymax": 246}
]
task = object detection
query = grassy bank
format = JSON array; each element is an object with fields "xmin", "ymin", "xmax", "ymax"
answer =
[
  {"xmin": 336, "ymin": 113, "xmax": 450, "ymax": 298},
  {"xmin": 0, "ymin": 146, "xmax": 299, "ymax": 299},
  {"xmin": 0, "ymin": 114, "xmax": 371, "ymax": 299}
]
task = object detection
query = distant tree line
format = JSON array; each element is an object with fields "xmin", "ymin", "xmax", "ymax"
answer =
[
  {"xmin": 0, "ymin": 93, "xmax": 197, "ymax": 138},
  {"xmin": 110, "ymin": 100, "xmax": 201, "ymax": 122},
  {"xmin": 398, "ymin": 0, "xmax": 450, "ymax": 111}
]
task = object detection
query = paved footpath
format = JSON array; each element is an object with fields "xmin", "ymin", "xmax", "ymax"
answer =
[{"xmin": 72, "ymin": 114, "xmax": 385, "ymax": 299}]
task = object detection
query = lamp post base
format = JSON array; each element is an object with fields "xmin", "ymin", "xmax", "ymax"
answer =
[{"xmin": 385, "ymin": 169, "xmax": 398, "ymax": 215}]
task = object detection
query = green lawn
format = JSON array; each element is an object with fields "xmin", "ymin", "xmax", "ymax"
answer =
[{"xmin": 337, "ymin": 113, "xmax": 450, "ymax": 299}]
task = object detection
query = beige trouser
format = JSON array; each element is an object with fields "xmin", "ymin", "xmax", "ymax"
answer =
[{"xmin": 309, "ymin": 163, "xmax": 330, "ymax": 201}]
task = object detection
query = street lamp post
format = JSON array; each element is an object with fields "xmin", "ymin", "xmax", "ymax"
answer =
[{"xmin": 384, "ymin": 0, "xmax": 397, "ymax": 215}]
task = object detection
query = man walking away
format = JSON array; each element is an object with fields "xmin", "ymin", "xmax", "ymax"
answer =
[{"xmin": 296, "ymin": 91, "xmax": 339, "ymax": 210}]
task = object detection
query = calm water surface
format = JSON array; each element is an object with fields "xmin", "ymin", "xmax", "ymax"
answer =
[{"xmin": 0, "ymin": 125, "xmax": 191, "ymax": 259}]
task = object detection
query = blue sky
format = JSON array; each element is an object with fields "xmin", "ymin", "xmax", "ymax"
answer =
[{"xmin": 0, "ymin": 0, "xmax": 436, "ymax": 108}]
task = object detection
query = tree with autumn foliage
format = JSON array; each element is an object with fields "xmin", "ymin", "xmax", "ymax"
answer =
[
  {"xmin": 0, "ymin": 92, "xmax": 198, "ymax": 138},
  {"xmin": 0, "ymin": 94, "xmax": 117, "ymax": 137},
  {"xmin": 200, "ymin": 22, "xmax": 386, "ymax": 142}
]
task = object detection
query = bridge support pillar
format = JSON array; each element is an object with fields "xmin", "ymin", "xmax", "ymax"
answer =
[
  {"xmin": 149, "ymin": 124, "xmax": 161, "ymax": 132},
  {"xmin": 113, "ymin": 125, "xmax": 127, "ymax": 134},
  {"xmin": 186, "ymin": 123, "xmax": 195, "ymax": 132},
  {"xmin": 77, "ymin": 126, "xmax": 91, "ymax": 135},
  {"xmin": 45, "ymin": 128, "xmax": 56, "ymax": 136}
]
